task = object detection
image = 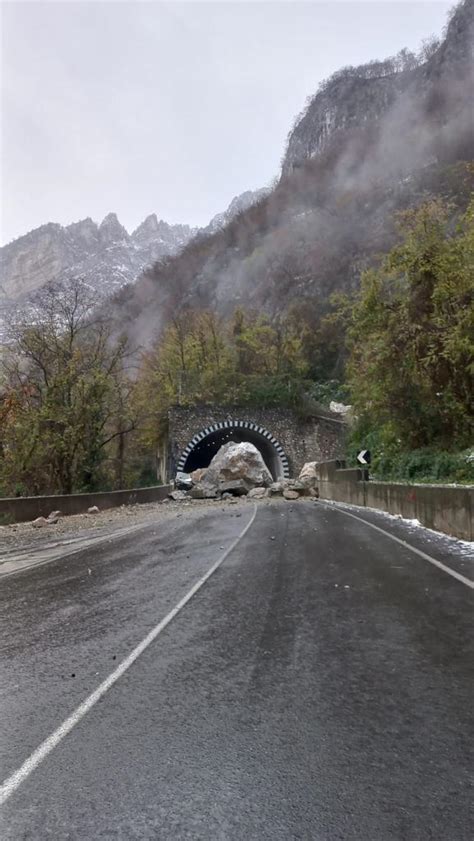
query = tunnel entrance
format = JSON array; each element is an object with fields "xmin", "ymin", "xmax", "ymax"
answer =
[{"xmin": 176, "ymin": 421, "xmax": 289, "ymax": 480}]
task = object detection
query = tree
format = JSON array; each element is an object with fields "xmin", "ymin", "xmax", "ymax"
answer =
[
  {"xmin": 0, "ymin": 277, "xmax": 137, "ymax": 495},
  {"xmin": 347, "ymin": 197, "xmax": 474, "ymax": 452}
]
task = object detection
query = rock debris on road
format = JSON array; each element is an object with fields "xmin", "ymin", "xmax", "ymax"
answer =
[{"xmin": 0, "ymin": 500, "xmax": 472, "ymax": 840}]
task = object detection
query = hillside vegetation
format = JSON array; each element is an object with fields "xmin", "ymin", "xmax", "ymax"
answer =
[
  {"xmin": 1, "ymin": 1, "xmax": 472, "ymax": 495},
  {"xmin": 1, "ymin": 195, "xmax": 472, "ymax": 495},
  {"xmin": 112, "ymin": 0, "xmax": 473, "ymax": 349}
]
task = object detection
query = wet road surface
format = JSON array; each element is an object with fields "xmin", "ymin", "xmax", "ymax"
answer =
[{"xmin": 0, "ymin": 500, "xmax": 473, "ymax": 840}]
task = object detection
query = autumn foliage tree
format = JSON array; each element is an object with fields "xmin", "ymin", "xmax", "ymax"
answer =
[
  {"xmin": 0, "ymin": 278, "xmax": 137, "ymax": 495},
  {"xmin": 346, "ymin": 197, "xmax": 474, "ymax": 454},
  {"xmin": 134, "ymin": 308, "xmax": 312, "ymax": 455}
]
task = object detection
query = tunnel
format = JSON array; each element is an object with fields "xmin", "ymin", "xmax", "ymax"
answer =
[{"xmin": 176, "ymin": 421, "xmax": 290, "ymax": 480}]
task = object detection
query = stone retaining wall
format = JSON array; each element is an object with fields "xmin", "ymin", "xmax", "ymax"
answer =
[
  {"xmin": 0, "ymin": 485, "xmax": 171, "ymax": 525},
  {"xmin": 317, "ymin": 461, "xmax": 473, "ymax": 541}
]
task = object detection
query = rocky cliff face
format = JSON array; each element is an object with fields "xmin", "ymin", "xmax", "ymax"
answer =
[
  {"xmin": 204, "ymin": 189, "xmax": 270, "ymax": 235},
  {"xmin": 282, "ymin": 0, "xmax": 473, "ymax": 175},
  {"xmin": 0, "ymin": 213, "xmax": 197, "ymax": 304},
  {"xmin": 0, "ymin": 188, "xmax": 269, "ymax": 320},
  {"xmin": 112, "ymin": 0, "xmax": 473, "ymax": 347}
]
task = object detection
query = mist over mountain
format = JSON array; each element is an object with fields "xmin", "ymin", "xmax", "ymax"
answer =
[
  {"xmin": 1, "ymin": 0, "xmax": 472, "ymax": 350},
  {"xmin": 0, "ymin": 188, "xmax": 269, "ymax": 338},
  {"xmin": 112, "ymin": 0, "xmax": 473, "ymax": 347}
]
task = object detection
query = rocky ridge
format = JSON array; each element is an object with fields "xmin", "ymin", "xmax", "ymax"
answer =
[
  {"xmin": 0, "ymin": 188, "xmax": 268, "ymax": 338},
  {"xmin": 0, "ymin": 213, "xmax": 197, "ymax": 304},
  {"xmin": 282, "ymin": 0, "xmax": 473, "ymax": 175},
  {"xmin": 113, "ymin": 0, "xmax": 473, "ymax": 345}
]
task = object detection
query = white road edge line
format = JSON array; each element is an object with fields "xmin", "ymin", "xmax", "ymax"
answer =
[
  {"xmin": 0, "ymin": 503, "xmax": 258, "ymax": 806},
  {"xmin": 317, "ymin": 500, "xmax": 474, "ymax": 589}
]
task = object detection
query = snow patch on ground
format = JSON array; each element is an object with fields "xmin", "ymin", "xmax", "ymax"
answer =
[{"xmin": 330, "ymin": 500, "xmax": 474, "ymax": 561}]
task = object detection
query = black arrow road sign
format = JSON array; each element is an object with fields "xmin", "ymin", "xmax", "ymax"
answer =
[{"xmin": 357, "ymin": 450, "xmax": 371, "ymax": 465}]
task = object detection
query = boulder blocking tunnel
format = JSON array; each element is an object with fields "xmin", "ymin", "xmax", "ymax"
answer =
[
  {"xmin": 177, "ymin": 421, "xmax": 290, "ymax": 480},
  {"xmin": 163, "ymin": 405, "xmax": 347, "ymax": 483}
]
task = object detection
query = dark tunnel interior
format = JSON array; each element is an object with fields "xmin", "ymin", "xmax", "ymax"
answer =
[{"xmin": 182, "ymin": 428, "xmax": 283, "ymax": 480}]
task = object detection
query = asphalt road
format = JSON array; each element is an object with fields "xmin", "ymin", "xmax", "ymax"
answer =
[{"xmin": 0, "ymin": 500, "xmax": 473, "ymax": 840}]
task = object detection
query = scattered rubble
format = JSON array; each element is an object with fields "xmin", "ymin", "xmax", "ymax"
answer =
[
  {"xmin": 171, "ymin": 449, "xmax": 321, "ymax": 502},
  {"xmin": 169, "ymin": 490, "xmax": 188, "ymax": 501}
]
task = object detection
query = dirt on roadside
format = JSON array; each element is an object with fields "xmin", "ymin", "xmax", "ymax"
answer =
[{"xmin": 0, "ymin": 497, "xmax": 252, "ymax": 558}]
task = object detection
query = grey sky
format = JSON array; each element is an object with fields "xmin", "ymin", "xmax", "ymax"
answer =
[{"xmin": 1, "ymin": 1, "xmax": 451, "ymax": 245}]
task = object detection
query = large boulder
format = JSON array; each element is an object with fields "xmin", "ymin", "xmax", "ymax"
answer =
[
  {"xmin": 298, "ymin": 462, "xmax": 319, "ymax": 495},
  {"xmin": 203, "ymin": 441, "xmax": 273, "ymax": 493},
  {"xmin": 299, "ymin": 462, "xmax": 318, "ymax": 482}
]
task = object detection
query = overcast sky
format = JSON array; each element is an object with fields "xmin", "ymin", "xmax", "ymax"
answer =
[{"xmin": 1, "ymin": 1, "xmax": 451, "ymax": 245}]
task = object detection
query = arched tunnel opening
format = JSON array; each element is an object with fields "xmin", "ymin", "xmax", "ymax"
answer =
[{"xmin": 179, "ymin": 423, "xmax": 289, "ymax": 480}]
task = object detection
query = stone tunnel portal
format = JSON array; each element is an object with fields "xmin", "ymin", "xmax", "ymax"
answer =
[{"xmin": 176, "ymin": 421, "xmax": 290, "ymax": 481}]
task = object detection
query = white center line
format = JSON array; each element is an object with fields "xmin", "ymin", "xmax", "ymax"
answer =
[
  {"xmin": 0, "ymin": 503, "xmax": 258, "ymax": 806},
  {"xmin": 317, "ymin": 500, "xmax": 474, "ymax": 589}
]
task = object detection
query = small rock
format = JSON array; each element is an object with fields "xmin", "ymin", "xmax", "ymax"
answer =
[
  {"xmin": 283, "ymin": 490, "xmax": 300, "ymax": 500},
  {"xmin": 268, "ymin": 481, "xmax": 285, "ymax": 496},
  {"xmin": 175, "ymin": 471, "xmax": 193, "ymax": 490},
  {"xmin": 288, "ymin": 479, "xmax": 306, "ymax": 492},
  {"xmin": 247, "ymin": 487, "xmax": 269, "ymax": 499},
  {"xmin": 48, "ymin": 510, "xmax": 62, "ymax": 520},
  {"xmin": 169, "ymin": 490, "xmax": 188, "ymax": 501},
  {"xmin": 31, "ymin": 516, "xmax": 49, "ymax": 528},
  {"xmin": 87, "ymin": 506, "xmax": 100, "ymax": 514}
]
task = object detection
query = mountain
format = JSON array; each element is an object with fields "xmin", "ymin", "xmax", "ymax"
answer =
[
  {"xmin": 0, "ymin": 188, "xmax": 270, "ymax": 338},
  {"xmin": 283, "ymin": 0, "xmax": 473, "ymax": 175},
  {"xmin": 111, "ymin": 0, "xmax": 473, "ymax": 346},
  {"xmin": 0, "ymin": 213, "xmax": 197, "ymax": 303},
  {"xmin": 204, "ymin": 189, "xmax": 270, "ymax": 235}
]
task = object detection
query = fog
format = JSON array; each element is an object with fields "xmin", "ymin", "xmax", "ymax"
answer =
[{"xmin": 1, "ymin": 1, "xmax": 450, "ymax": 245}]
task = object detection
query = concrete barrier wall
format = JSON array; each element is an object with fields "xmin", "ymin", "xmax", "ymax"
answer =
[
  {"xmin": 0, "ymin": 485, "xmax": 172, "ymax": 524},
  {"xmin": 317, "ymin": 461, "xmax": 473, "ymax": 541}
]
